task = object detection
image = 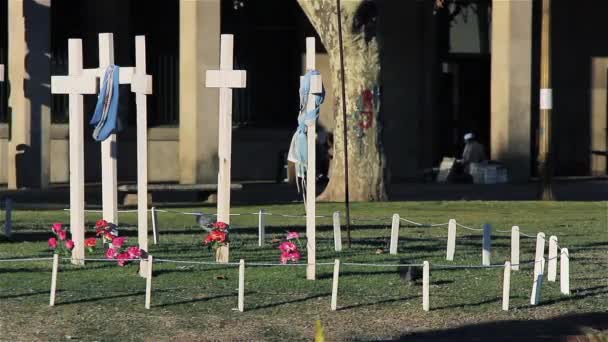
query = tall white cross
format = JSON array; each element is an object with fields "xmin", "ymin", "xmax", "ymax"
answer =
[
  {"xmin": 303, "ymin": 37, "xmax": 322, "ymax": 280},
  {"xmin": 51, "ymin": 39, "xmax": 97, "ymax": 265},
  {"xmin": 131, "ymin": 36, "xmax": 153, "ymax": 277},
  {"xmin": 83, "ymin": 33, "xmax": 137, "ymax": 226},
  {"xmin": 205, "ymin": 34, "xmax": 246, "ymax": 263}
]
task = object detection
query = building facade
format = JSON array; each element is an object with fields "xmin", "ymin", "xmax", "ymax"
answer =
[{"xmin": 0, "ymin": 0, "xmax": 606, "ymax": 190}]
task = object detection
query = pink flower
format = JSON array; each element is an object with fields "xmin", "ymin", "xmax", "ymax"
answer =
[
  {"xmin": 65, "ymin": 240, "xmax": 75, "ymax": 250},
  {"xmin": 85, "ymin": 237, "xmax": 97, "ymax": 248},
  {"xmin": 48, "ymin": 237, "xmax": 58, "ymax": 249},
  {"xmin": 127, "ymin": 246, "xmax": 142, "ymax": 259},
  {"xmin": 117, "ymin": 252, "xmax": 130, "ymax": 267},
  {"xmin": 213, "ymin": 222, "xmax": 228, "ymax": 230},
  {"xmin": 111, "ymin": 236, "xmax": 127, "ymax": 248},
  {"xmin": 279, "ymin": 241, "xmax": 298, "ymax": 253},
  {"xmin": 58, "ymin": 230, "xmax": 67, "ymax": 241},
  {"xmin": 286, "ymin": 231, "xmax": 300, "ymax": 240},
  {"xmin": 52, "ymin": 223, "xmax": 63, "ymax": 233},
  {"xmin": 105, "ymin": 248, "xmax": 118, "ymax": 259},
  {"xmin": 280, "ymin": 251, "xmax": 302, "ymax": 264}
]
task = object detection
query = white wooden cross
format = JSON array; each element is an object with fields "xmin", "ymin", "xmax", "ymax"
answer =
[
  {"xmin": 303, "ymin": 37, "xmax": 322, "ymax": 280},
  {"xmin": 51, "ymin": 39, "xmax": 97, "ymax": 265},
  {"xmin": 83, "ymin": 33, "xmax": 137, "ymax": 226},
  {"xmin": 131, "ymin": 36, "xmax": 153, "ymax": 277},
  {"xmin": 205, "ymin": 34, "xmax": 247, "ymax": 263}
]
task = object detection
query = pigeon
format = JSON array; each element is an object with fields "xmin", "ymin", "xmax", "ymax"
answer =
[
  {"xmin": 398, "ymin": 259, "xmax": 421, "ymax": 284},
  {"xmin": 196, "ymin": 213, "xmax": 215, "ymax": 231}
]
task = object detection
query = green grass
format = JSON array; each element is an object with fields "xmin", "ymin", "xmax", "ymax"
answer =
[{"xmin": 0, "ymin": 201, "xmax": 606, "ymax": 341}]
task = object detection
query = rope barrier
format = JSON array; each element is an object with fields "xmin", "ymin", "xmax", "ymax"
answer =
[
  {"xmin": 342, "ymin": 262, "xmax": 423, "ymax": 268},
  {"xmin": 0, "ymin": 257, "xmax": 54, "ymax": 262},
  {"xmin": 455, "ymin": 223, "xmax": 484, "ymax": 231},
  {"xmin": 155, "ymin": 258, "xmax": 241, "ymax": 266},
  {"xmin": 58, "ymin": 206, "xmax": 545, "ymax": 238}
]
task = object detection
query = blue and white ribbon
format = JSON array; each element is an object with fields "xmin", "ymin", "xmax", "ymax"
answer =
[
  {"xmin": 90, "ymin": 65, "xmax": 120, "ymax": 142},
  {"xmin": 287, "ymin": 70, "xmax": 325, "ymax": 193}
]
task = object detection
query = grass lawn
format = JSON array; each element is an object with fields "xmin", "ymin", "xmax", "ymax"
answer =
[{"xmin": 0, "ymin": 201, "xmax": 606, "ymax": 341}]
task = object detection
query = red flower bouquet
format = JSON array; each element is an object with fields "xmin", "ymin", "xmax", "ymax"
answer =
[{"xmin": 203, "ymin": 221, "xmax": 229, "ymax": 250}]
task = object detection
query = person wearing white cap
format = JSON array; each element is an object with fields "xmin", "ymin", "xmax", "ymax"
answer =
[{"xmin": 461, "ymin": 132, "xmax": 486, "ymax": 172}]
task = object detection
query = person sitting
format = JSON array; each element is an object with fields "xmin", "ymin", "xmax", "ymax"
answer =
[
  {"xmin": 461, "ymin": 133, "xmax": 487, "ymax": 172},
  {"xmin": 447, "ymin": 132, "xmax": 487, "ymax": 183}
]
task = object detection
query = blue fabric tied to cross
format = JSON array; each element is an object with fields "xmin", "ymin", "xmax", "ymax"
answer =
[
  {"xmin": 287, "ymin": 70, "xmax": 325, "ymax": 193},
  {"xmin": 90, "ymin": 65, "xmax": 120, "ymax": 142}
]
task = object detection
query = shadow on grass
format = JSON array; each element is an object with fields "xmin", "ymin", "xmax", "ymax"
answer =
[
  {"xmin": 154, "ymin": 293, "xmax": 237, "ymax": 308},
  {"xmin": 338, "ymin": 296, "xmax": 418, "ymax": 311},
  {"xmin": 56, "ymin": 291, "xmax": 146, "ymax": 306},
  {"xmin": 391, "ymin": 312, "xmax": 608, "ymax": 341},
  {"xmin": 0, "ymin": 290, "xmax": 49, "ymax": 299},
  {"xmin": 246, "ymin": 292, "xmax": 331, "ymax": 311}
]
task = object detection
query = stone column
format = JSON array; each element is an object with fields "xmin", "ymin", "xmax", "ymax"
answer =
[
  {"xmin": 179, "ymin": 0, "xmax": 220, "ymax": 184},
  {"xmin": 590, "ymin": 57, "xmax": 608, "ymax": 175},
  {"xmin": 7, "ymin": 0, "xmax": 51, "ymax": 189},
  {"xmin": 490, "ymin": 0, "xmax": 533, "ymax": 182}
]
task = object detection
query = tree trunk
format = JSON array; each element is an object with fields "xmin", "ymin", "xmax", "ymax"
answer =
[{"xmin": 298, "ymin": 0, "xmax": 387, "ymax": 201}]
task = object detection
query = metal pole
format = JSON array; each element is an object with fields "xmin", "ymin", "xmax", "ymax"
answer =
[
  {"xmin": 539, "ymin": 0, "xmax": 554, "ymax": 200},
  {"xmin": 336, "ymin": 0, "xmax": 352, "ymax": 248}
]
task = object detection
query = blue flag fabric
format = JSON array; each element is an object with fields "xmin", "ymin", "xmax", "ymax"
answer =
[
  {"xmin": 90, "ymin": 65, "xmax": 120, "ymax": 142},
  {"xmin": 287, "ymin": 70, "xmax": 325, "ymax": 183}
]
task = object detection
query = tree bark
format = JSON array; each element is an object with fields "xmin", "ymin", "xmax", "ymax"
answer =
[{"xmin": 298, "ymin": 0, "xmax": 387, "ymax": 201}]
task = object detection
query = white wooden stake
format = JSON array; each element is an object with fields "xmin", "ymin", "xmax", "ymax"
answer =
[
  {"xmin": 531, "ymin": 256, "xmax": 544, "ymax": 305},
  {"xmin": 446, "ymin": 219, "xmax": 456, "ymax": 261},
  {"xmin": 534, "ymin": 232, "xmax": 546, "ymax": 277},
  {"xmin": 206, "ymin": 34, "xmax": 247, "ymax": 263},
  {"xmin": 331, "ymin": 259, "xmax": 340, "ymax": 311},
  {"xmin": 151, "ymin": 207, "xmax": 159, "ymax": 245},
  {"xmin": 511, "ymin": 226, "xmax": 520, "ymax": 271},
  {"xmin": 560, "ymin": 248, "xmax": 570, "ymax": 295},
  {"xmin": 482, "ymin": 224, "xmax": 492, "ymax": 266},
  {"xmin": 390, "ymin": 214, "xmax": 400, "ymax": 255},
  {"xmin": 49, "ymin": 254, "xmax": 59, "ymax": 306},
  {"xmin": 132, "ymin": 35, "xmax": 153, "ymax": 277},
  {"xmin": 51, "ymin": 38, "xmax": 97, "ymax": 265},
  {"xmin": 333, "ymin": 212, "xmax": 342, "ymax": 252},
  {"xmin": 4, "ymin": 198, "xmax": 12, "ymax": 237},
  {"xmin": 145, "ymin": 255, "xmax": 153, "ymax": 309},
  {"xmin": 0, "ymin": 64, "xmax": 4, "ymax": 82},
  {"xmin": 258, "ymin": 209, "xmax": 265, "ymax": 247},
  {"xmin": 238, "ymin": 259, "xmax": 245, "ymax": 312},
  {"xmin": 98, "ymin": 33, "xmax": 118, "ymax": 227},
  {"xmin": 547, "ymin": 235, "xmax": 558, "ymax": 282},
  {"xmin": 422, "ymin": 261, "xmax": 430, "ymax": 311},
  {"xmin": 304, "ymin": 37, "xmax": 322, "ymax": 280},
  {"xmin": 502, "ymin": 261, "xmax": 511, "ymax": 311}
]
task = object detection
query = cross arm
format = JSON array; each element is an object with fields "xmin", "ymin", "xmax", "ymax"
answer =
[
  {"xmin": 84, "ymin": 67, "xmax": 135, "ymax": 85},
  {"xmin": 206, "ymin": 70, "xmax": 247, "ymax": 89},
  {"xmin": 51, "ymin": 75, "xmax": 97, "ymax": 95},
  {"xmin": 131, "ymin": 74, "xmax": 153, "ymax": 94},
  {"xmin": 300, "ymin": 74, "xmax": 323, "ymax": 94}
]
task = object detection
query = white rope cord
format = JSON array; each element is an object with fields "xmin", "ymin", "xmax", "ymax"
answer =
[
  {"xmin": 155, "ymin": 258, "xmax": 241, "ymax": 266},
  {"xmin": 343, "ymin": 262, "xmax": 423, "ymax": 268},
  {"xmin": 59, "ymin": 258, "xmax": 143, "ymax": 263},
  {"xmin": 495, "ymin": 228, "xmax": 539, "ymax": 238},
  {"xmin": 0, "ymin": 257, "xmax": 54, "ymax": 262},
  {"xmin": 455, "ymin": 223, "xmax": 484, "ymax": 231},
  {"xmin": 246, "ymin": 262, "xmax": 335, "ymax": 267},
  {"xmin": 63, "ymin": 208, "xmax": 139, "ymax": 213}
]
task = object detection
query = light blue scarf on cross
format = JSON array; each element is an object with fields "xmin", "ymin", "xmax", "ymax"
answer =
[
  {"xmin": 90, "ymin": 65, "xmax": 120, "ymax": 142},
  {"xmin": 287, "ymin": 70, "xmax": 325, "ymax": 194}
]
